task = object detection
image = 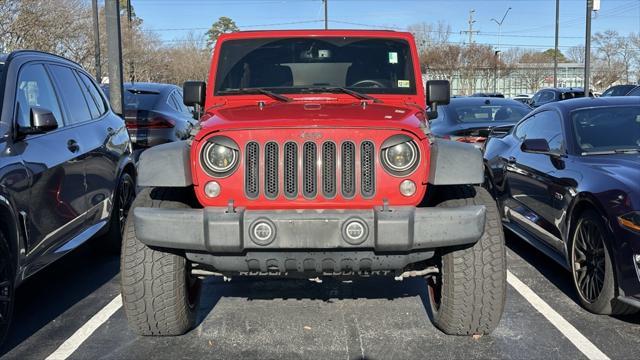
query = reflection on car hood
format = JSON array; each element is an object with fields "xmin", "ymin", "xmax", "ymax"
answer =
[{"xmin": 581, "ymin": 154, "xmax": 640, "ymax": 191}]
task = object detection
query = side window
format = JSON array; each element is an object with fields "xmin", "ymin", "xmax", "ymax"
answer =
[
  {"xmin": 16, "ymin": 64, "xmax": 64, "ymax": 128},
  {"xmin": 77, "ymin": 71, "xmax": 107, "ymax": 118},
  {"xmin": 539, "ymin": 91, "xmax": 555, "ymax": 103},
  {"xmin": 514, "ymin": 116, "xmax": 534, "ymax": 139},
  {"xmin": 525, "ymin": 111, "xmax": 564, "ymax": 153},
  {"xmin": 167, "ymin": 92, "xmax": 180, "ymax": 111},
  {"xmin": 171, "ymin": 91, "xmax": 191, "ymax": 114},
  {"xmin": 48, "ymin": 65, "xmax": 92, "ymax": 125},
  {"xmin": 628, "ymin": 87, "xmax": 640, "ymax": 96}
]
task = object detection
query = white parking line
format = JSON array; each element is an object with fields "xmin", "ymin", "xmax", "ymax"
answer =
[
  {"xmin": 45, "ymin": 295, "xmax": 123, "ymax": 360},
  {"xmin": 507, "ymin": 271, "xmax": 610, "ymax": 360}
]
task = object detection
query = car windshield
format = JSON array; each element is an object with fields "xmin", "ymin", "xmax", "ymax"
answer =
[
  {"xmin": 601, "ymin": 86, "xmax": 636, "ymax": 97},
  {"xmin": 572, "ymin": 106, "xmax": 640, "ymax": 153},
  {"xmin": 447, "ymin": 102, "xmax": 530, "ymax": 123},
  {"xmin": 103, "ymin": 86, "xmax": 161, "ymax": 110},
  {"xmin": 214, "ymin": 37, "xmax": 416, "ymax": 95}
]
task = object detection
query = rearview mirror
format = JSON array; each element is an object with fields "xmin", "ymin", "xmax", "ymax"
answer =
[
  {"xmin": 521, "ymin": 138, "xmax": 550, "ymax": 154},
  {"xmin": 183, "ymin": 81, "xmax": 206, "ymax": 107},
  {"xmin": 19, "ymin": 106, "xmax": 58, "ymax": 136}
]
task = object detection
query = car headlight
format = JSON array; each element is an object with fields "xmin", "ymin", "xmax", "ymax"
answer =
[
  {"xmin": 381, "ymin": 135, "xmax": 419, "ymax": 176},
  {"xmin": 618, "ymin": 212, "xmax": 640, "ymax": 232},
  {"xmin": 200, "ymin": 136, "xmax": 239, "ymax": 177}
]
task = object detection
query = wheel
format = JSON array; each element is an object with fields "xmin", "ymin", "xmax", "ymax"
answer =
[
  {"xmin": 570, "ymin": 209, "xmax": 637, "ymax": 315},
  {"xmin": 120, "ymin": 187, "xmax": 201, "ymax": 336},
  {"xmin": 0, "ymin": 231, "xmax": 15, "ymax": 345},
  {"xmin": 101, "ymin": 172, "xmax": 136, "ymax": 254},
  {"xmin": 427, "ymin": 185, "xmax": 507, "ymax": 335}
]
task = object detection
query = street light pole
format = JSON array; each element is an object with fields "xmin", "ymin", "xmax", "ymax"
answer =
[
  {"xmin": 584, "ymin": 0, "xmax": 593, "ymax": 96},
  {"xmin": 490, "ymin": 7, "xmax": 511, "ymax": 94},
  {"xmin": 91, "ymin": 0, "xmax": 101, "ymax": 82},
  {"xmin": 323, "ymin": 0, "xmax": 328, "ymax": 30},
  {"xmin": 553, "ymin": 0, "xmax": 559, "ymax": 87},
  {"xmin": 105, "ymin": 0, "xmax": 124, "ymax": 117}
]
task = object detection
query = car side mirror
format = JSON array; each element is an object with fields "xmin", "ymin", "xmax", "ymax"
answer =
[
  {"xmin": 19, "ymin": 106, "xmax": 58, "ymax": 136},
  {"xmin": 425, "ymin": 80, "xmax": 450, "ymax": 120},
  {"xmin": 183, "ymin": 81, "xmax": 206, "ymax": 107},
  {"xmin": 521, "ymin": 138, "xmax": 551, "ymax": 154}
]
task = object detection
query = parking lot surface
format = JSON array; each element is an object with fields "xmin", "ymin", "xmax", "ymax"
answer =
[{"xmin": 2, "ymin": 232, "xmax": 639, "ymax": 360}]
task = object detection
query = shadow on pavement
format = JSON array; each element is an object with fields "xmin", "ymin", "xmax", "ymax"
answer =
[
  {"xmin": 505, "ymin": 230, "xmax": 640, "ymax": 325},
  {"xmin": 0, "ymin": 237, "xmax": 120, "ymax": 356}
]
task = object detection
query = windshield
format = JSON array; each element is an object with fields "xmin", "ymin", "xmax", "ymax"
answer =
[
  {"xmin": 103, "ymin": 86, "xmax": 161, "ymax": 110},
  {"xmin": 447, "ymin": 102, "xmax": 530, "ymax": 123},
  {"xmin": 601, "ymin": 85, "xmax": 636, "ymax": 97},
  {"xmin": 572, "ymin": 106, "xmax": 640, "ymax": 152},
  {"xmin": 215, "ymin": 37, "xmax": 416, "ymax": 95}
]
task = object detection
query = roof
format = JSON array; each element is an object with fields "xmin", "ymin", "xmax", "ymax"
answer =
[
  {"xmin": 448, "ymin": 97, "xmax": 531, "ymax": 107},
  {"xmin": 540, "ymin": 96, "xmax": 640, "ymax": 112},
  {"xmin": 217, "ymin": 29, "xmax": 414, "ymax": 42},
  {"xmin": 2, "ymin": 50, "xmax": 80, "ymax": 67}
]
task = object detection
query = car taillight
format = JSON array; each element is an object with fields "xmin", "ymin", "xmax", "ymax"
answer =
[
  {"xmin": 126, "ymin": 116, "xmax": 175, "ymax": 129},
  {"xmin": 456, "ymin": 136, "xmax": 486, "ymax": 144}
]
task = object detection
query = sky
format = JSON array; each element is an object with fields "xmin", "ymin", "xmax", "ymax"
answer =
[{"xmin": 132, "ymin": 0, "xmax": 640, "ymax": 53}]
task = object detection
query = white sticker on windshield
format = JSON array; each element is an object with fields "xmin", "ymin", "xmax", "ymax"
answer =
[
  {"xmin": 398, "ymin": 80, "xmax": 410, "ymax": 88},
  {"xmin": 388, "ymin": 52, "xmax": 398, "ymax": 64}
]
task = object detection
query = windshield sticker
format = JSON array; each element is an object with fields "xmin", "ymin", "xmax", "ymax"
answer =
[
  {"xmin": 388, "ymin": 52, "xmax": 398, "ymax": 64},
  {"xmin": 398, "ymin": 80, "xmax": 410, "ymax": 88}
]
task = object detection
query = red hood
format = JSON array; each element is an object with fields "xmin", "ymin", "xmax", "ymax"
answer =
[{"xmin": 196, "ymin": 101, "xmax": 426, "ymax": 140}]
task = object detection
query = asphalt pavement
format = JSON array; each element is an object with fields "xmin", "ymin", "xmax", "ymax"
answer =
[{"xmin": 2, "ymin": 231, "xmax": 639, "ymax": 360}]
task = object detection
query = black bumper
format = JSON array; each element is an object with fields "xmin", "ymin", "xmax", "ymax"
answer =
[{"xmin": 133, "ymin": 206, "xmax": 486, "ymax": 253}]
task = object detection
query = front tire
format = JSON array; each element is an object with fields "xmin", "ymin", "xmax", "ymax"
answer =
[
  {"xmin": 102, "ymin": 172, "xmax": 136, "ymax": 254},
  {"xmin": 427, "ymin": 185, "xmax": 507, "ymax": 335},
  {"xmin": 120, "ymin": 187, "xmax": 201, "ymax": 336},
  {"xmin": 570, "ymin": 209, "xmax": 637, "ymax": 315}
]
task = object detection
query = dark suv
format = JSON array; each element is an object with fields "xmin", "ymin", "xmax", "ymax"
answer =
[
  {"xmin": 530, "ymin": 87, "xmax": 592, "ymax": 108},
  {"xmin": 0, "ymin": 51, "xmax": 136, "ymax": 343}
]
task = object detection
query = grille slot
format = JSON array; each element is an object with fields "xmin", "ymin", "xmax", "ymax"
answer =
[
  {"xmin": 361, "ymin": 141, "xmax": 375, "ymax": 198},
  {"xmin": 303, "ymin": 142, "xmax": 317, "ymax": 198},
  {"xmin": 283, "ymin": 142, "xmax": 298, "ymax": 198},
  {"xmin": 264, "ymin": 142, "xmax": 279, "ymax": 199},
  {"xmin": 341, "ymin": 141, "xmax": 356, "ymax": 198},
  {"xmin": 322, "ymin": 142, "xmax": 337, "ymax": 198},
  {"xmin": 245, "ymin": 142, "xmax": 259, "ymax": 198}
]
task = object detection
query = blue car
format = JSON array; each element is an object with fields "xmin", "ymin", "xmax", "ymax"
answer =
[{"xmin": 484, "ymin": 96, "xmax": 640, "ymax": 315}]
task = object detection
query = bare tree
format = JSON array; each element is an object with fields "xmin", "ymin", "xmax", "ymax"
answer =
[
  {"xmin": 518, "ymin": 50, "xmax": 553, "ymax": 93},
  {"xmin": 566, "ymin": 45, "xmax": 585, "ymax": 64}
]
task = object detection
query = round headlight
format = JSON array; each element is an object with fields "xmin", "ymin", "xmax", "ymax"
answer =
[
  {"xmin": 382, "ymin": 141, "xmax": 418, "ymax": 174},
  {"xmin": 201, "ymin": 137, "xmax": 239, "ymax": 176}
]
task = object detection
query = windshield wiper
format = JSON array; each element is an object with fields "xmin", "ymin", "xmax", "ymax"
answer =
[
  {"xmin": 614, "ymin": 148, "xmax": 640, "ymax": 154},
  {"xmin": 581, "ymin": 148, "xmax": 640, "ymax": 155},
  {"xmin": 218, "ymin": 88, "xmax": 292, "ymax": 102},
  {"xmin": 301, "ymin": 87, "xmax": 382, "ymax": 103}
]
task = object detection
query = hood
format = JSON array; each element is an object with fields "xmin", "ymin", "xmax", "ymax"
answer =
[
  {"xmin": 200, "ymin": 101, "xmax": 424, "ymax": 131},
  {"xmin": 581, "ymin": 154, "xmax": 640, "ymax": 191}
]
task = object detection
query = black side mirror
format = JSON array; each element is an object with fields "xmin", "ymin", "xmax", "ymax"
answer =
[
  {"xmin": 19, "ymin": 106, "xmax": 58, "ymax": 136},
  {"xmin": 521, "ymin": 138, "xmax": 551, "ymax": 154},
  {"xmin": 425, "ymin": 80, "xmax": 450, "ymax": 120},
  {"xmin": 183, "ymin": 81, "xmax": 206, "ymax": 107}
]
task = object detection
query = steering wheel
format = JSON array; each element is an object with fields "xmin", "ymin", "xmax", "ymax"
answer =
[{"xmin": 350, "ymin": 79, "xmax": 385, "ymax": 88}]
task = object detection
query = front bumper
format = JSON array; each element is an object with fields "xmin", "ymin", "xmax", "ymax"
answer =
[{"xmin": 133, "ymin": 205, "xmax": 486, "ymax": 253}]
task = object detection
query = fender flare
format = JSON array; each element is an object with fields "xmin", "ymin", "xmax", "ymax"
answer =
[
  {"xmin": 137, "ymin": 141, "xmax": 193, "ymax": 188},
  {"xmin": 428, "ymin": 139, "xmax": 484, "ymax": 185}
]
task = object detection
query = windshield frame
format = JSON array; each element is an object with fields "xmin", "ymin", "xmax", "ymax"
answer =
[
  {"xmin": 212, "ymin": 35, "xmax": 420, "ymax": 98},
  {"xmin": 570, "ymin": 105, "xmax": 640, "ymax": 155}
]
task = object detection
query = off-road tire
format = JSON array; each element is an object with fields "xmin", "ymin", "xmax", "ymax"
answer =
[
  {"xmin": 0, "ymin": 231, "xmax": 15, "ymax": 345},
  {"xmin": 121, "ymin": 187, "xmax": 201, "ymax": 336},
  {"xmin": 570, "ymin": 209, "xmax": 638, "ymax": 315},
  {"xmin": 428, "ymin": 185, "xmax": 507, "ymax": 335}
]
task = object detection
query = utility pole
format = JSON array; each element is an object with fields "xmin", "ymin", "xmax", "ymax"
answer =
[
  {"xmin": 493, "ymin": 50, "xmax": 501, "ymax": 93},
  {"xmin": 127, "ymin": 0, "xmax": 135, "ymax": 83},
  {"xmin": 584, "ymin": 0, "xmax": 595, "ymax": 96},
  {"xmin": 490, "ymin": 7, "xmax": 511, "ymax": 94},
  {"xmin": 91, "ymin": 0, "xmax": 101, "ymax": 82},
  {"xmin": 323, "ymin": 0, "xmax": 328, "ymax": 30},
  {"xmin": 105, "ymin": 0, "xmax": 124, "ymax": 116},
  {"xmin": 553, "ymin": 0, "xmax": 560, "ymax": 87},
  {"xmin": 461, "ymin": 10, "xmax": 479, "ymax": 44}
]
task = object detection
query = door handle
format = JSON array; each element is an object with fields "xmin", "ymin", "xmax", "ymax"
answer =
[{"xmin": 67, "ymin": 139, "xmax": 80, "ymax": 153}]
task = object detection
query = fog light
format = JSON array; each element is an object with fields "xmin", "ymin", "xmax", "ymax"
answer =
[
  {"xmin": 204, "ymin": 181, "xmax": 221, "ymax": 198},
  {"xmin": 342, "ymin": 218, "xmax": 368, "ymax": 245},
  {"xmin": 400, "ymin": 180, "xmax": 416, "ymax": 197},
  {"xmin": 250, "ymin": 219, "xmax": 276, "ymax": 245}
]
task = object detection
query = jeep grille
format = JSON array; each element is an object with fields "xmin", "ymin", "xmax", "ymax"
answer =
[{"xmin": 244, "ymin": 140, "xmax": 376, "ymax": 200}]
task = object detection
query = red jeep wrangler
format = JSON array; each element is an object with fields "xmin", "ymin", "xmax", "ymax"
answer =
[{"xmin": 121, "ymin": 30, "xmax": 506, "ymax": 336}]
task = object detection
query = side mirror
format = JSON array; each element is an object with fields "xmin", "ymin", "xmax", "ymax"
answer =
[
  {"xmin": 425, "ymin": 80, "xmax": 450, "ymax": 120},
  {"xmin": 521, "ymin": 138, "xmax": 550, "ymax": 154},
  {"xmin": 19, "ymin": 106, "xmax": 58, "ymax": 136},
  {"xmin": 183, "ymin": 81, "xmax": 206, "ymax": 107}
]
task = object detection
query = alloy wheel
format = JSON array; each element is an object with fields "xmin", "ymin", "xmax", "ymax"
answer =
[
  {"xmin": 572, "ymin": 219, "xmax": 606, "ymax": 303},
  {"xmin": 117, "ymin": 175, "xmax": 135, "ymax": 236}
]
